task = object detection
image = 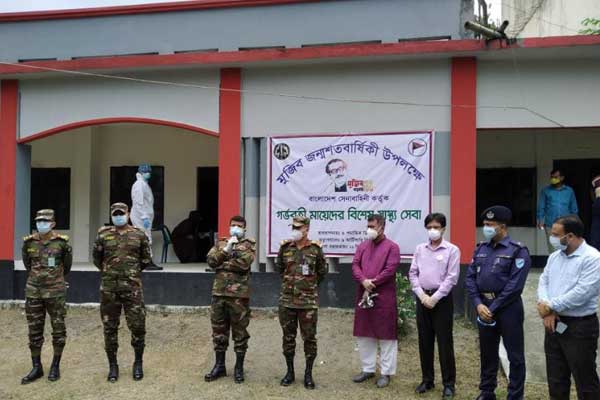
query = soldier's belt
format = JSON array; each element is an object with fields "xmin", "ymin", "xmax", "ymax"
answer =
[{"xmin": 481, "ymin": 292, "xmax": 496, "ymax": 300}]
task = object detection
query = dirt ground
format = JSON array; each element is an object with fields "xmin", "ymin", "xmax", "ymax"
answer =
[{"xmin": 0, "ymin": 305, "xmax": 552, "ymax": 400}]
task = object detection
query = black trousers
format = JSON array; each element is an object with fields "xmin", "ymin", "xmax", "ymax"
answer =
[
  {"xmin": 545, "ymin": 314, "xmax": 600, "ymax": 400},
  {"xmin": 416, "ymin": 291, "xmax": 456, "ymax": 388}
]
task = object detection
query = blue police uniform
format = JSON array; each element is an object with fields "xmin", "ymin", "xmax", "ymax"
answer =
[{"xmin": 465, "ymin": 207, "xmax": 531, "ymax": 400}]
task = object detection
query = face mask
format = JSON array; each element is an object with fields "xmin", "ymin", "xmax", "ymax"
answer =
[
  {"xmin": 366, "ymin": 228, "xmax": 379, "ymax": 240},
  {"xmin": 427, "ymin": 229, "xmax": 442, "ymax": 241},
  {"xmin": 230, "ymin": 226, "xmax": 244, "ymax": 238},
  {"xmin": 549, "ymin": 235, "xmax": 568, "ymax": 251},
  {"xmin": 291, "ymin": 229, "xmax": 303, "ymax": 242},
  {"xmin": 36, "ymin": 221, "xmax": 52, "ymax": 235},
  {"xmin": 550, "ymin": 177, "xmax": 561, "ymax": 185},
  {"xmin": 112, "ymin": 215, "xmax": 128, "ymax": 226},
  {"xmin": 142, "ymin": 172, "xmax": 151, "ymax": 181},
  {"xmin": 482, "ymin": 226, "xmax": 497, "ymax": 240}
]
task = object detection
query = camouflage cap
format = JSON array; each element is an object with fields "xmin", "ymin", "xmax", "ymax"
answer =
[
  {"xmin": 110, "ymin": 202, "xmax": 129, "ymax": 215},
  {"xmin": 291, "ymin": 216, "xmax": 310, "ymax": 228},
  {"xmin": 34, "ymin": 209, "xmax": 55, "ymax": 221}
]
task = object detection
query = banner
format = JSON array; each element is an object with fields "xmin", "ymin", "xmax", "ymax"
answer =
[{"xmin": 268, "ymin": 132, "xmax": 433, "ymax": 256}]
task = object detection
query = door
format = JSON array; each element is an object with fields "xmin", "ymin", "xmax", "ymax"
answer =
[{"xmin": 553, "ymin": 159, "xmax": 600, "ymax": 241}]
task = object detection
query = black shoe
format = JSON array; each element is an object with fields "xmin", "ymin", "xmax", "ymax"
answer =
[
  {"xmin": 376, "ymin": 375, "xmax": 391, "ymax": 388},
  {"xmin": 475, "ymin": 394, "xmax": 496, "ymax": 400},
  {"xmin": 443, "ymin": 386, "xmax": 455, "ymax": 398},
  {"xmin": 21, "ymin": 356, "xmax": 43, "ymax": 384},
  {"xmin": 234, "ymin": 352, "xmax": 245, "ymax": 384},
  {"xmin": 106, "ymin": 351, "xmax": 119, "ymax": 383},
  {"xmin": 280, "ymin": 354, "xmax": 295, "ymax": 386},
  {"xmin": 415, "ymin": 382, "xmax": 435, "ymax": 394},
  {"xmin": 144, "ymin": 262, "xmax": 163, "ymax": 271},
  {"xmin": 47, "ymin": 355, "xmax": 61, "ymax": 382},
  {"xmin": 204, "ymin": 351, "xmax": 227, "ymax": 382},
  {"xmin": 352, "ymin": 371, "xmax": 375, "ymax": 383},
  {"xmin": 304, "ymin": 356, "xmax": 315, "ymax": 390},
  {"xmin": 133, "ymin": 347, "xmax": 144, "ymax": 381}
]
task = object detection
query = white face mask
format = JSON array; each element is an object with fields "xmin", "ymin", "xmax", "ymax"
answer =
[
  {"xmin": 36, "ymin": 221, "xmax": 53, "ymax": 235},
  {"xmin": 366, "ymin": 228, "xmax": 379, "ymax": 240},
  {"xmin": 229, "ymin": 226, "xmax": 244, "ymax": 239},
  {"xmin": 291, "ymin": 229, "xmax": 303, "ymax": 242},
  {"xmin": 427, "ymin": 228, "xmax": 442, "ymax": 241},
  {"xmin": 111, "ymin": 215, "xmax": 128, "ymax": 227},
  {"xmin": 482, "ymin": 226, "xmax": 497, "ymax": 240},
  {"xmin": 549, "ymin": 235, "xmax": 568, "ymax": 251}
]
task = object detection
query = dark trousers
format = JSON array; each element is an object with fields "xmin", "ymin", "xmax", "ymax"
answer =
[
  {"xmin": 478, "ymin": 298, "xmax": 525, "ymax": 400},
  {"xmin": 545, "ymin": 315, "xmax": 600, "ymax": 400},
  {"xmin": 416, "ymin": 292, "xmax": 456, "ymax": 388},
  {"xmin": 591, "ymin": 198, "xmax": 600, "ymax": 251}
]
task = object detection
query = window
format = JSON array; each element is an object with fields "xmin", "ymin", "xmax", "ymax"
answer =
[
  {"xmin": 109, "ymin": 166, "xmax": 164, "ymax": 228},
  {"xmin": 30, "ymin": 168, "xmax": 71, "ymax": 230},
  {"xmin": 476, "ymin": 168, "xmax": 536, "ymax": 227}
]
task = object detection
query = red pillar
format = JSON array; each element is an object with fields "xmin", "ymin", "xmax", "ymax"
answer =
[
  {"xmin": 450, "ymin": 58, "xmax": 477, "ymax": 263},
  {"xmin": 218, "ymin": 68, "xmax": 242, "ymax": 237},
  {"xmin": 0, "ymin": 80, "xmax": 18, "ymax": 260}
]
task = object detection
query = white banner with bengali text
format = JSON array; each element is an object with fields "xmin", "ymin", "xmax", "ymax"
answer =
[{"xmin": 267, "ymin": 132, "xmax": 433, "ymax": 256}]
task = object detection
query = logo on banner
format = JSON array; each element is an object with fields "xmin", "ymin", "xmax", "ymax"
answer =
[
  {"xmin": 273, "ymin": 143, "xmax": 290, "ymax": 160},
  {"xmin": 408, "ymin": 138, "xmax": 427, "ymax": 157}
]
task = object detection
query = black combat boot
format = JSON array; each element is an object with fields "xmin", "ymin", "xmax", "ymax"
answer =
[
  {"xmin": 280, "ymin": 354, "xmax": 295, "ymax": 386},
  {"xmin": 204, "ymin": 351, "xmax": 227, "ymax": 382},
  {"xmin": 106, "ymin": 351, "xmax": 119, "ymax": 383},
  {"xmin": 132, "ymin": 347, "xmax": 144, "ymax": 381},
  {"xmin": 304, "ymin": 356, "xmax": 316, "ymax": 389},
  {"xmin": 47, "ymin": 355, "xmax": 62, "ymax": 382},
  {"xmin": 234, "ymin": 352, "xmax": 245, "ymax": 384},
  {"xmin": 21, "ymin": 355, "xmax": 44, "ymax": 384}
]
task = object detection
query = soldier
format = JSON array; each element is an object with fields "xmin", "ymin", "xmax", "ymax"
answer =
[
  {"xmin": 204, "ymin": 215, "xmax": 256, "ymax": 384},
  {"xmin": 93, "ymin": 202, "xmax": 152, "ymax": 383},
  {"xmin": 21, "ymin": 209, "xmax": 72, "ymax": 384},
  {"xmin": 465, "ymin": 206, "xmax": 531, "ymax": 400},
  {"xmin": 276, "ymin": 216, "xmax": 327, "ymax": 390}
]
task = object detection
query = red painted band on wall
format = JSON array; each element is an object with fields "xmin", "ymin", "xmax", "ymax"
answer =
[
  {"xmin": 450, "ymin": 58, "xmax": 477, "ymax": 264},
  {"xmin": 0, "ymin": 80, "xmax": 18, "ymax": 260},
  {"xmin": 0, "ymin": 0, "xmax": 326, "ymax": 22},
  {"xmin": 17, "ymin": 117, "xmax": 219, "ymax": 144},
  {"xmin": 217, "ymin": 68, "xmax": 242, "ymax": 237}
]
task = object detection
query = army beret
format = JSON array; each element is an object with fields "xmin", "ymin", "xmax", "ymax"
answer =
[
  {"xmin": 291, "ymin": 216, "xmax": 310, "ymax": 227},
  {"xmin": 110, "ymin": 202, "xmax": 129, "ymax": 215},
  {"xmin": 35, "ymin": 209, "xmax": 55, "ymax": 221},
  {"xmin": 481, "ymin": 205, "xmax": 512, "ymax": 223}
]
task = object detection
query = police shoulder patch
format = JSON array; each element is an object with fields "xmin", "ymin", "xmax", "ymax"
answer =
[
  {"xmin": 515, "ymin": 258, "xmax": 525, "ymax": 269},
  {"xmin": 23, "ymin": 234, "xmax": 35, "ymax": 242},
  {"xmin": 57, "ymin": 234, "xmax": 69, "ymax": 241},
  {"xmin": 280, "ymin": 239, "xmax": 292, "ymax": 246},
  {"xmin": 244, "ymin": 237, "xmax": 256, "ymax": 244},
  {"xmin": 311, "ymin": 240, "xmax": 323, "ymax": 248},
  {"xmin": 98, "ymin": 226, "xmax": 113, "ymax": 233}
]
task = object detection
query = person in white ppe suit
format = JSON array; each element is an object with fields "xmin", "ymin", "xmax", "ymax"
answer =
[{"xmin": 130, "ymin": 164, "xmax": 162, "ymax": 270}]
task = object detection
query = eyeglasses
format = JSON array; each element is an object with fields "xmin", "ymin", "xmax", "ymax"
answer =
[{"xmin": 328, "ymin": 166, "xmax": 346, "ymax": 175}]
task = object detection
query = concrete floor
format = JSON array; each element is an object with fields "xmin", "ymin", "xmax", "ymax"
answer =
[{"xmin": 14, "ymin": 261, "xmax": 211, "ymax": 273}]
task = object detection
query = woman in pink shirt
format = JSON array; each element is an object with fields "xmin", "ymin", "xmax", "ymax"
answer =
[{"xmin": 409, "ymin": 213, "xmax": 460, "ymax": 399}]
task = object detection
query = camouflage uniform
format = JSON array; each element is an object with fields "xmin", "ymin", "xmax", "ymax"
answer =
[
  {"xmin": 206, "ymin": 236, "xmax": 256, "ymax": 353},
  {"xmin": 22, "ymin": 218, "xmax": 72, "ymax": 357},
  {"xmin": 93, "ymin": 212, "xmax": 151, "ymax": 353},
  {"xmin": 276, "ymin": 232, "xmax": 327, "ymax": 358}
]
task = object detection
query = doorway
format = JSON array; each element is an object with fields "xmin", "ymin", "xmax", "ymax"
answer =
[{"xmin": 553, "ymin": 159, "xmax": 600, "ymax": 241}]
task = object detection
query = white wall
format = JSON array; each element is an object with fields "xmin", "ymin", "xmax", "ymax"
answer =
[
  {"xmin": 502, "ymin": 0, "xmax": 600, "ymax": 37},
  {"xmin": 29, "ymin": 123, "xmax": 218, "ymax": 262},
  {"xmin": 478, "ymin": 59, "xmax": 600, "ymax": 129},
  {"xmin": 242, "ymin": 61, "xmax": 452, "ymax": 262},
  {"xmin": 477, "ymin": 128, "xmax": 600, "ymax": 255},
  {"xmin": 19, "ymin": 69, "xmax": 220, "ymax": 139}
]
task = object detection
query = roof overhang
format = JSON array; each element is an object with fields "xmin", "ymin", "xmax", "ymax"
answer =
[{"xmin": 1, "ymin": 35, "xmax": 599, "ymax": 78}]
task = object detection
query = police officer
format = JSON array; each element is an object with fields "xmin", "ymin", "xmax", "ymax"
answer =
[
  {"xmin": 276, "ymin": 216, "xmax": 327, "ymax": 390},
  {"xmin": 465, "ymin": 206, "xmax": 531, "ymax": 400},
  {"xmin": 21, "ymin": 209, "xmax": 72, "ymax": 384},
  {"xmin": 204, "ymin": 215, "xmax": 256, "ymax": 384},
  {"xmin": 93, "ymin": 202, "xmax": 152, "ymax": 382}
]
